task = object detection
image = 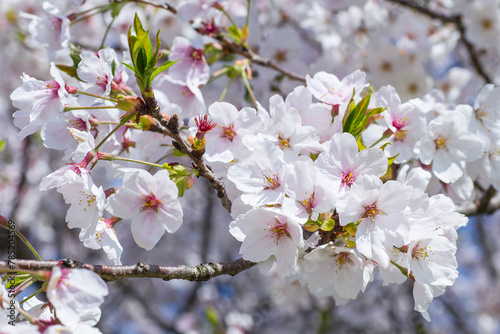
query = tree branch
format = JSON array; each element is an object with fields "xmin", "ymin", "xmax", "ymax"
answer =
[
  {"xmin": 384, "ymin": 0, "xmax": 493, "ymax": 83},
  {"xmin": 148, "ymin": 113, "xmax": 233, "ymax": 212},
  {"xmin": 0, "ymin": 258, "xmax": 256, "ymax": 283},
  {"xmin": 127, "ymin": 0, "xmax": 177, "ymax": 14},
  {"xmin": 205, "ymin": 32, "xmax": 307, "ymax": 83}
]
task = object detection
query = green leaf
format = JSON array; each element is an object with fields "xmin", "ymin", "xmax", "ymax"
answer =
[
  {"xmin": 56, "ymin": 64, "xmax": 79, "ymax": 79},
  {"xmin": 138, "ymin": 47, "xmax": 149, "ymax": 77},
  {"xmin": 228, "ymin": 25, "xmax": 242, "ymax": 43},
  {"xmin": 175, "ymin": 179, "xmax": 187, "ymax": 197},
  {"xmin": 153, "ymin": 29, "xmax": 162, "ymax": 64},
  {"xmin": 68, "ymin": 43, "xmax": 82, "ymax": 67},
  {"xmin": 4, "ymin": 275, "xmax": 31, "ymax": 290},
  {"xmin": 387, "ymin": 153, "xmax": 399, "ymax": 168},
  {"xmin": 206, "ymin": 306, "xmax": 220, "ymax": 327},
  {"xmin": 345, "ymin": 222, "xmax": 358, "ymax": 236},
  {"xmin": 304, "ymin": 220, "xmax": 320, "ymax": 232},
  {"xmin": 343, "ymin": 93, "xmax": 371, "ymax": 135},
  {"xmin": 367, "ymin": 107, "xmax": 385, "ymax": 118},
  {"xmin": 320, "ymin": 219, "xmax": 336, "ymax": 232},
  {"xmin": 356, "ymin": 136, "xmax": 367, "ymax": 151},
  {"xmin": 110, "ymin": 1, "xmax": 124, "ymax": 18},
  {"xmin": 380, "ymin": 142, "xmax": 392, "ymax": 151},
  {"xmin": 150, "ymin": 60, "xmax": 176, "ymax": 81},
  {"xmin": 173, "ymin": 148, "xmax": 187, "ymax": 157},
  {"xmin": 0, "ymin": 139, "xmax": 5, "ymax": 152},
  {"xmin": 110, "ymin": 59, "xmax": 116, "ymax": 77},
  {"xmin": 122, "ymin": 62, "xmax": 136, "ymax": 73}
]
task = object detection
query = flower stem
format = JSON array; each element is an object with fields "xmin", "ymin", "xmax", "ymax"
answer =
[
  {"xmin": 94, "ymin": 113, "xmax": 135, "ymax": 152},
  {"xmin": 64, "ymin": 105, "xmax": 118, "ymax": 112},
  {"xmin": 241, "ymin": 70, "xmax": 258, "ymax": 109},
  {"xmin": 77, "ymin": 90, "xmax": 118, "ymax": 102},
  {"xmin": 0, "ymin": 224, "xmax": 42, "ymax": 261},
  {"xmin": 245, "ymin": 0, "xmax": 251, "ymax": 28},
  {"xmin": 111, "ymin": 155, "xmax": 164, "ymax": 169},
  {"xmin": 19, "ymin": 284, "xmax": 46, "ymax": 305},
  {"xmin": 220, "ymin": 7, "xmax": 238, "ymax": 30},
  {"xmin": 219, "ymin": 76, "xmax": 236, "ymax": 102}
]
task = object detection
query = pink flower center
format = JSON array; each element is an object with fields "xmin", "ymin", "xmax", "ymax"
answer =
[
  {"xmin": 266, "ymin": 219, "xmax": 289, "ymax": 244},
  {"xmin": 392, "ymin": 116, "xmax": 408, "ymax": 130},
  {"xmin": 195, "ymin": 114, "xmax": 217, "ymax": 133},
  {"xmin": 45, "ymin": 80, "xmax": 60, "ymax": 95},
  {"xmin": 411, "ymin": 242, "xmax": 433, "ymax": 260},
  {"xmin": 300, "ymin": 190, "xmax": 316, "ymax": 214},
  {"xmin": 69, "ymin": 118, "xmax": 88, "ymax": 131},
  {"xmin": 96, "ymin": 74, "xmax": 110, "ymax": 89},
  {"xmin": 219, "ymin": 124, "xmax": 237, "ymax": 142},
  {"xmin": 141, "ymin": 194, "xmax": 161, "ymax": 212},
  {"xmin": 262, "ymin": 170, "xmax": 281, "ymax": 190},
  {"xmin": 49, "ymin": 17, "xmax": 62, "ymax": 31},
  {"xmin": 191, "ymin": 49, "xmax": 204, "ymax": 62},
  {"xmin": 364, "ymin": 202, "xmax": 384, "ymax": 220},
  {"xmin": 341, "ymin": 170, "xmax": 356, "ymax": 189},
  {"xmin": 181, "ymin": 87, "xmax": 194, "ymax": 98}
]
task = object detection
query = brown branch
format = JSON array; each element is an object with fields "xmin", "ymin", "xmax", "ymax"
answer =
[
  {"xmin": 206, "ymin": 32, "xmax": 307, "ymax": 83},
  {"xmin": 460, "ymin": 185, "xmax": 499, "ymax": 216},
  {"xmin": 384, "ymin": 0, "xmax": 493, "ymax": 83},
  {"xmin": 127, "ymin": 0, "xmax": 177, "ymax": 14},
  {"xmin": 149, "ymin": 113, "xmax": 233, "ymax": 212},
  {"xmin": 0, "ymin": 258, "xmax": 256, "ymax": 283},
  {"xmin": 279, "ymin": 10, "xmax": 323, "ymax": 54}
]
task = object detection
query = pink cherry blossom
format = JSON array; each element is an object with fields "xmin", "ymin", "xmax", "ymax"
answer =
[
  {"xmin": 168, "ymin": 36, "xmax": 209, "ymax": 91},
  {"xmin": 229, "ymin": 207, "xmax": 304, "ymax": 277},
  {"xmin": 11, "ymin": 63, "xmax": 69, "ymax": 140},
  {"xmin": 108, "ymin": 169, "xmax": 183, "ymax": 250}
]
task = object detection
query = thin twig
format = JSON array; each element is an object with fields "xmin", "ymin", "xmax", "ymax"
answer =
[
  {"xmin": 384, "ymin": 0, "xmax": 493, "ymax": 83},
  {"xmin": 0, "ymin": 258, "xmax": 256, "ymax": 283},
  {"xmin": 127, "ymin": 0, "xmax": 177, "ymax": 14},
  {"xmin": 149, "ymin": 113, "xmax": 233, "ymax": 212},
  {"xmin": 206, "ymin": 32, "xmax": 307, "ymax": 82}
]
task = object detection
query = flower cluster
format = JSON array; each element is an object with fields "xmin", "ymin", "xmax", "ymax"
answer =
[{"xmin": 4, "ymin": 0, "xmax": 500, "ymax": 331}]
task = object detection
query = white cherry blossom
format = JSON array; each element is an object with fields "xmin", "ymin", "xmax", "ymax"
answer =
[
  {"xmin": 108, "ymin": 169, "xmax": 183, "ymax": 250},
  {"xmin": 229, "ymin": 207, "xmax": 304, "ymax": 277},
  {"xmin": 414, "ymin": 110, "xmax": 484, "ymax": 183}
]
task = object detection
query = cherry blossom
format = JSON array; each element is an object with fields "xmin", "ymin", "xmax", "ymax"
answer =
[
  {"xmin": 57, "ymin": 170, "xmax": 106, "ymax": 240},
  {"xmin": 229, "ymin": 207, "xmax": 304, "ymax": 277},
  {"xmin": 315, "ymin": 132, "xmax": 387, "ymax": 200},
  {"xmin": 168, "ymin": 36, "xmax": 209, "ymax": 91},
  {"xmin": 108, "ymin": 169, "xmax": 183, "ymax": 250},
  {"xmin": 301, "ymin": 244, "xmax": 368, "ymax": 302},
  {"xmin": 414, "ymin": 110, "xmax": 484, "ymax": 183},
  {"xmin": 336, "ymin": 174, "xmax": 412, "ymax": 268},
  {"xmin": 306, "ymin": 70, "xmax": 367, "ymax": 114},
  {"xmin": 46, "ymin": 267, "xmax": 108, "ymax": 328},
  {"xmin": 11, "ymin": 63, "xmax": 69, "ymax": 140},
  {"xmin": 24, "ymin": 2, "xmax": 71, "ymax": 61},
  {"xmin": 227, "ymin": 145, "xmax": 288, "ymax": 206}
]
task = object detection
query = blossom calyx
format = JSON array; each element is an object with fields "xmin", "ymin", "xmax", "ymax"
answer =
[{"xmin": 116, "ymin": 95, "xmax": 143, "ymax": 113}]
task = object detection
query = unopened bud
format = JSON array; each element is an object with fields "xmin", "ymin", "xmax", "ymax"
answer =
[
  {"xmin": 116, "ymin": 95, "xmax": 143, "ymax": 112},
  {"xmin": 186, "ymin": 174, "xmax": 195, "ymax": 189},
  {"xmin": 65, "ymin": 85, "xmax": 78, "ymax": 94},
  {"xmin": 212, "ymin": 2, "xmax": 224, "ymax": 10}
]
